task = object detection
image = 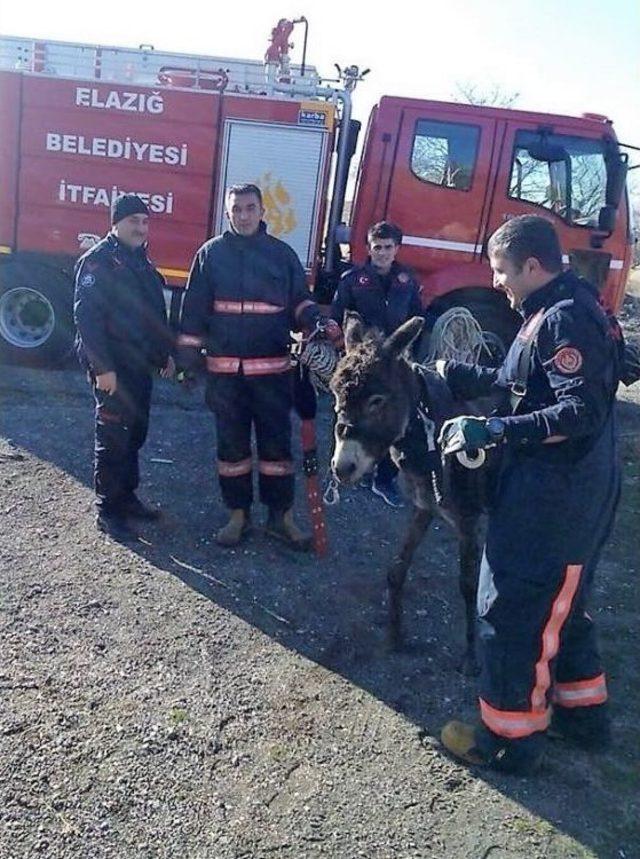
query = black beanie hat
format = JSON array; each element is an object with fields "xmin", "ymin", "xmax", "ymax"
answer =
[{"xmin": 111, "ymin": 194, "xmax": 149, "ymax": 225}]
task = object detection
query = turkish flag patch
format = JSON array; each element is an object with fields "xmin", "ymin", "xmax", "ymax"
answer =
[{"xmin": 553, "ymin": 346, "xmax": 583, "ymax": 374}]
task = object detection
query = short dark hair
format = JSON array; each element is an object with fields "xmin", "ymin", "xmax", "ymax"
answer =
[
  {"xmin": 226, "ymin": 183, "xmax": 263, "ymax": 205},
  {"xmin": 487, "ymin": 215, "xmax": 563, "ymax": 273},
  {"xmin": 367, "ymin": 221, "xmax": 403, "ymax": 246}
]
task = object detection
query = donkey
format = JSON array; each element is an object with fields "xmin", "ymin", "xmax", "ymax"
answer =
[{"xmin": 330, "ymin": 311, "xmax": 501, "ymax": 674}]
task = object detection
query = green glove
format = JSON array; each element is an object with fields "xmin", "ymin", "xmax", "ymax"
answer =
[{"xmin": 438, "ymin": 416, "xmax": 492, "ymax": 456}]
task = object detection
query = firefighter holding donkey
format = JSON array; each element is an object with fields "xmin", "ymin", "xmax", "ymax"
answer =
[
  {"xmin": 437, "ymin": 215, "xmax": 623, "ymax": 774},
  {"xmin": 178, "ymin": 183, "xmax": 328, "ymax": 549}
]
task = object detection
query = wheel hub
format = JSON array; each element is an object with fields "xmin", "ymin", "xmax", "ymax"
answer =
[{"xmin": 0, "ymin": 287, "xmax": 56, "ymax": 349}]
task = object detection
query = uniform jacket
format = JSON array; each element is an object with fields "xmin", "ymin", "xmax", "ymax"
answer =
[
  {"xmin": 331, "ymin": 260, "xmax": 423, "ymax": 336},
  {"xmin": 178, "ymin": 222, "xmax": 320, "ymax": 375},
  {"xmin": 74, "ymin": 234, "xmax": 171, "ymax": 375},
  {"xmin": 443, "ymin": 271, "xmax": 621, "ymax": 463}
]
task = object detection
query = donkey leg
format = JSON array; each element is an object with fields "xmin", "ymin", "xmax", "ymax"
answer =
[
  {"xmin": 387, "ymin": 506, "xmax": 433, "ymax": 650},
  {"xmin": 458, "ymin": 515, "xmax": 481, "ymax": 676}
]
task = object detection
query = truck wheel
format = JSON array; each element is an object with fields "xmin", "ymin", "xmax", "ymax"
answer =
[
  {"xmin": 417, "ymin": 287, "xmax": 520, "ymax": 366},
  {"xmin": 0, "ymin": 261, "xmax": 74, "ymax": 367}
]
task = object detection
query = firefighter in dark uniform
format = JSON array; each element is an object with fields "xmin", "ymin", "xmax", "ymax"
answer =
[
  {"xmin": 331, "ymin": 221, "xmax": 424, "ymax": 507},
  {"xmin": 74, "ymin": 194, "xmax": 174, "ymax": 540},
  {"xmin": 177, "ymin": 183, "xmax": 322, "ymax": 549},
  {"xmin": 436, "ymin": 215, "xmax": 623, "ymax": 775}
]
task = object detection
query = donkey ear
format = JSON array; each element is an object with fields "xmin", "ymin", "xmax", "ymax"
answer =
[
  {"xmin": 343, "ymin": 311, "xmax": 365, "ymax": 352},
  {"xmin": 383, "ymin": 316, "xmax": 425, "ymax": 357}
]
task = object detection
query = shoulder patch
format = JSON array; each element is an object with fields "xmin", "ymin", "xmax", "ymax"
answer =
[
  {"xmin": 553, "ymin": 346, "xmax": 583, "ymax": 374},
  {"xmin": 80, "ymin": 273, "xmax": 96, "ymax": 287},
  {"xmin": 358, "ymin": 274, "xmax": 370, "ymax": 286},
  {"xmin": 397, "ymin": 272, "xmax": 409, "ymax": 284}
]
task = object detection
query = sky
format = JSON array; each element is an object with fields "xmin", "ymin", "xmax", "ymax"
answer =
[{"xmin": 3, "ymin": 0, "xmax": 639, "ymax": 173}]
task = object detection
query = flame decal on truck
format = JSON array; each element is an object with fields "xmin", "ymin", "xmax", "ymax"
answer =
[{"xmin": 256, "ymin": 172, "xmax": 298, "ymax": 237}]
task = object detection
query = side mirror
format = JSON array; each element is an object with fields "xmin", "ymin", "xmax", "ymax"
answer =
[
  {"xmin": 605, "ymin": 150, "xmax": 628, "ymax": 208},
  {"xmin": 598, "ymin": 205, "xmax": 616, "ymax": 233}
]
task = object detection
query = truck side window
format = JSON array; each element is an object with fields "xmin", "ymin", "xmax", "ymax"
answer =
[
  {"xmin": 509, "ymin": 130, "xmax": 607, "ymax": 227},
  {"xmin": 410, "ymin": 119, "xmax": 480, "ymax": 191}
]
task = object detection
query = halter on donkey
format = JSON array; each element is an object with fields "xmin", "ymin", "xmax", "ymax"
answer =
[{"xmin": 330, "ymin": 311, "xmax": 501, "ymax": 674}]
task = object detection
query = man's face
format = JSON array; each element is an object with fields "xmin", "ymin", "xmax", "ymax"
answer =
[
  {"xmin": 489, "ymin": 251, "xmax": 540, "ymax": 309},
  {"xmin": 114, "ymin": 213, "xmax": 149, "ymax": 249},
  {"xmin": 226, "ymin": 192, "xmax": 264, "ymax": 236},
  {"xmin": 368, "ymin": 237, "xmax": 399, "ymax": 275}
]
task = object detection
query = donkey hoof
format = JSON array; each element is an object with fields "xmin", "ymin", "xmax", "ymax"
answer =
[{"xmin": 457, "ymin": 653, "xmax": 480, "ymax": 677}]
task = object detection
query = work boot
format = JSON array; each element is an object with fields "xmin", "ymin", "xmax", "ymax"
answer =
[
  {"xmin": 548, "ymin": 703, "xmax": 612, "ymax": 752},
  {"xmin": 215, "ymin": 509, "xmax": 250, "ymax": 547},
  {"xmin": 265, "ymin": 508, "xmax": 312, "ymax": 551},
  {"xmin": 96, "ymin": 511, "xmax": 134, "ymax": 542},
  {"xmin": 440, "ymin": 720, "xmax": 543, "ymax": 775},
  {"xmin": 123, "ymin": 493, "xmax": 161, "ymax": 521}
]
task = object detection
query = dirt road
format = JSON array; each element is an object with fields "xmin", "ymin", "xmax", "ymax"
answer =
[{"xmin": 1, "ymin": 302, "xmax": 639, "ymax": 858}]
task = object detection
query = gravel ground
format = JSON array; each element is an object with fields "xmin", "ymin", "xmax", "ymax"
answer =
[{"xmin": 1, "ymin": 295, "xmax": 639, "ymax": 858}]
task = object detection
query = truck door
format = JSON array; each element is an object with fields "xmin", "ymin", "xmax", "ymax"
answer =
[
  {"xmin": 384, "ymin": 106, "xmax": 499, "ymax": 276},
  {"xmin": 484, "ymin": 119, "xmax": 631, "ymax": 309}
]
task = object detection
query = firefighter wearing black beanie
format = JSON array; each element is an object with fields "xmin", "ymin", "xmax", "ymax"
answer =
[
  {"xmin": 111, "ymin": 193, "xmax": 149, "ymax": 225},
  {"xmin": 73, "ymin": 192, "xmax": 173, "ymax": 540}
]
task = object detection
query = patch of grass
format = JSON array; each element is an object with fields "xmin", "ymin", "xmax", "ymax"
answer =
[
  {"xmin": 268, "ymin": 742, "xmax": 289, "ymax": 762},
  {"xmin": 168, "ymin": 707, "xmax": 188, "ymax": 725},
  {"xmin": 509, "ymin": 816, "xmax": 555, "ymax": 838}
]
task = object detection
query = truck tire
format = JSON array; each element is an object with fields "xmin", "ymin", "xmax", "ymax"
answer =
[
  {"xmin": 417, "ymin": 287, "xmax": 521, "ymax": 366},
  {"xmin": 0, "ymin": 260, "xmax": 74, "ymax": 367}
]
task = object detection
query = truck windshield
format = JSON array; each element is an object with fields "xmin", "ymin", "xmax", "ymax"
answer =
[{"xmin": 509, "ymin": 130, "xmax": 608, "ymax": 228}]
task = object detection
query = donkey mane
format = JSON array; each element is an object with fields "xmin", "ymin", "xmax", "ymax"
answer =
[{"xmin": 331, "ymin": 330, "xmax": 388, "ymax": 396}]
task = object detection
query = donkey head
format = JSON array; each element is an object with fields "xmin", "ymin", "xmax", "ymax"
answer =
[{"xmin": 330, "ymin": 312, "xmax": 424, "ymax": 484}]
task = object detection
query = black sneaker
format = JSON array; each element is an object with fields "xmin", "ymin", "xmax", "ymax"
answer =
[
  {"xmin": 96, "ymin": 512, "xmax": 134, "ymax": 542},
  {"xmin": 123, "ymin": 494, "xmax": 161, "ymax": 521},
  {"xmin": 372, "ymin": 477, "xmax": 404, "ymax": 508}
]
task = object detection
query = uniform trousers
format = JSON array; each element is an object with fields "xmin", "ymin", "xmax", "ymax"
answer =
[
  {"xmin": 93, "ymin": 365, "xmax": 152, "ymax": 514},
  {"xmin": 476, "ymin": 417, "xmax": 619, "ymax": 751},
  {"xmin": 206, "ymin": 371, "xmax": 294, "ymax": 512}
]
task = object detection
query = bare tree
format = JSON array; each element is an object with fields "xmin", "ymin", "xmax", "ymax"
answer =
[{"xmin": 453, "ymin": 81, "xmax": 520, "ymax": 108}]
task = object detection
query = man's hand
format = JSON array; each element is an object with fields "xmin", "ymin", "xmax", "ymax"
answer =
[
  {"xmin": 160, "ymin": 356, "xmax": 176, "ymax": 379},
  {"xmin": 95, "ymin": 371, "xmax": 117, "ymax": 395},
  {"xmin": 438, "ymin": 415, "xmax": 492, "ymax": 456}
]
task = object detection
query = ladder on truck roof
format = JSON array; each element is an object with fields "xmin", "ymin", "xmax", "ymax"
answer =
[{"xmin": 0, "ymin": 34, "xmax": 321, "ymax": 95}]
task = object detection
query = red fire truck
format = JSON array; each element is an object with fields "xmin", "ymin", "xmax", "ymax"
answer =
[{"xmin": 0, "ymin": 19, "xmax": 632, "ymax": 365}]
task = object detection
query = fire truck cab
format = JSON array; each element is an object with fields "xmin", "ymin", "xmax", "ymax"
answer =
[{"xmin": 349, "ymin": 96, "xmax": 632, "ymax": 350}]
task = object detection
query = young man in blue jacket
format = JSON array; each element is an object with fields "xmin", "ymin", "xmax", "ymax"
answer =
[{"xmin": 331, "ymin": 221, "xmax": 424, "ymax": 507}]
